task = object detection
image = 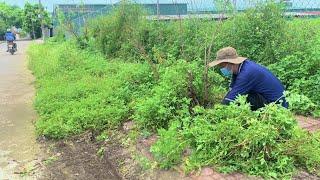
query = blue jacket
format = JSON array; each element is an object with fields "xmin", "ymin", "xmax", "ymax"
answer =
[
  {"xmin": 5, "ymin": 32, "xmax": 15, "ymax": 41},
  {"xmin": 222, "ymin": 60, "xmax": 288, "ymax": 108}
]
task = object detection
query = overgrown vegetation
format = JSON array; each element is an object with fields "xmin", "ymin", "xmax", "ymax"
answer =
[
  {"xmin": 28, "ymin": 1, "xmax": 320, "ymax": 178},
  {"xmin": 152, "ymin": 98, "xmax": 320, "ymax": 178},
  {"xmin": 28, "ymin": 41, "xmax": 153, "ymax": 138},
  {"xmin": 269, "ymin": 18, "xmax": 320, "ymax": 116}
]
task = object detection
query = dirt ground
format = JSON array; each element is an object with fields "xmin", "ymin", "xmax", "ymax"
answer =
[
  {"xmin": 38, "ymin": 128, "xmax": 186, "ymax": 180},
  {"xmin": 38, "ymin": 133, "xmax": 120, "ymax": 180},
  {"xmin": 296, "ymin": 115, "xmax": 320, "ymax": 133}
]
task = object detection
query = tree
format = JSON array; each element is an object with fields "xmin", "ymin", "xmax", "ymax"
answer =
[
  {"xmin": 23, "ymin": 3, "xmax": 50, "ymax": 39},
  {"xmin": 0, "ymin": 2, "xmax": 23, "ymax": 39},
  {"xmin": 0, "ymin": 3, "xmax": 23, "ymax": 27},
  {"xmin": 0, "ymin": 18, "xmax": 6, "ymax": 37}
]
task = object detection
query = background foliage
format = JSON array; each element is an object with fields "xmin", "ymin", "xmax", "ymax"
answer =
[
  {"xmin": 0, "ymin": 2, "xmax": 51, "ymax": 40},
  {"xmin": 23, "ymin": 3, "xmax": 51, "ymax": 39},
  {"xmin": 0, "ymin": 2, "xmax": 23, "ymax": 38}
]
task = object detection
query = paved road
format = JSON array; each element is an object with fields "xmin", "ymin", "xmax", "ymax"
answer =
[{"xmin": 0, "ymin": 41, "xmax": 42, "ymax": 179}]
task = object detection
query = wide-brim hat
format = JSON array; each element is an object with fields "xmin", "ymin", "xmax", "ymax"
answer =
[{"xmin": 208, "ymin": 47, "xmax": 247, "ymax": 67}]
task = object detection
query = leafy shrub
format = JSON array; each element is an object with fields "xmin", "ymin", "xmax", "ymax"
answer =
[
  {"xmin": 151, "ymin": 96, "xmax": 320, "ymax": 178},
  {"xmin": 285, "ymin": 91, "xmax": 316, "ymax": 115},
  {"xmin": 216, "ymin": 3, "xmax": 286, "ymax": 65},
  {"xmin": 184, "ymin": 97, "xmax": 297, "ymax": 178},
  {"xmin": 269, "ymin": 29, "xmax": 320, "ymax": 115},
  {"xmin": 291, "ymin": 71, "xmax": 320, "ymax": 108},
  {"xmin": 0, "ymin": 2, "xmax": 23, "ymax": 33},
  {"xmin": 133, "ymin": 60, "xmax": 225, "ymax": 131},
  {"xmin": 28, "ymin": 40, "xmax": 225, "ymax": 138},
  {"xmin": 146, "ymin": 20, "xmax": 216, "ymax": 62},
  {"xmin": 23, "ymin": 3, "xmax": 51, "ymax": 39},
  {"xmin": 28, "ymin": 42, "xmax": 152, "ymax": 138},
  {"xmin": 285, "ymin": 130, "xmax": 320, "ymax": 176},
  {"xmin": 88, "ymin": 1, "xmax": 146, "ymax": 59},
  {"xmin": 86, "ymin": 2, "xmax": 290, "ymax": 66},
  {"xmin": 282, "ymin": 18, "xmax": 320, "ymax": 57},
  {"xmin": 313, "ymin": 110, "xmax": 320, "ymax": 118},
  {"xmin": 133, "ymin": 61, "xmax": 193, "ymax": 131},
  {"xmin": 150, "ymin": 121, "xmax": 187, "ymax": 169}
]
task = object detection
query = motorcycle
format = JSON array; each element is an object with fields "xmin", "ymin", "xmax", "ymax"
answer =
[{"xmin": 7, "ymin": 41, "xmax": 17, "ymax": 55}]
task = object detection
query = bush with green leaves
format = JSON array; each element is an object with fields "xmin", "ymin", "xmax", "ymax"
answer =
[
  {"xmin": 291, "ymin": 71, "xmax": 320, "ymax": 109},
  {"xmin": 133, "ymin": 61, "xmax": 192, "ymax": 131},
  {"xmin": 28, "ymin": 41, "xmax": 153, "ymax": 138},
  {"xmin": 133, "ymin": 60, "xmax": 225, "ymax": 131},
  {"xmin": 213, "ymin": 3, "xmax": 287, "ymax": 66},
  {"xmin": 87, "ymin": 2, "xmax": 290, "ymax": 66},
  {"xmin": 0, "ymin": 18, "xmax": 6, "ymax": 36},
  {"xmin": 85, "ymin": 1, "xmax": 320, "ymax": 70},
  {"xmin": 145, "ymin": 20, "xmax": 216, "ymax": 62},
  {"xmin": 88, "ymin": 1, "xmax": 146, "ymax": 59},
  {"xmin": 185, "ymin": 97, "xmax": 297, "ymax": 177},
  {"xmin": 269, "ymin": 23, "xmax": 320, "ymax": 115},
  {"xmin": 150, "ymin": 120, "xmax": 188, "ymax": 169},
  {"xmin": 285, "ymin": 91, "xmax": 316, "ymax": 116},
  {"xmin": 285, "ymin": 129, "xmax": 320, "ymax": 176},
  {"xmin": 151, "ymin": 96, "xmax": 320, "ymax": 178},
  {"xmin": 28, "ymin": 39, "xmax": 226, "ymax": 138}
]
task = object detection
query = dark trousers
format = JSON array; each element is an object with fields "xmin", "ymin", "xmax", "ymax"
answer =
[
  {"xmin": 247, "ymin": 93, "xmax": 289, "ymax": 111},
  {"xmin": 247, "ymin": 93, "xmax": 268, "ymax": 111}
]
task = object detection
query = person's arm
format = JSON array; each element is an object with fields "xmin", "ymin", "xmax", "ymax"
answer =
[{"xmin": 222, "ymin": 72, "xmax": 256, "ymax": 105}]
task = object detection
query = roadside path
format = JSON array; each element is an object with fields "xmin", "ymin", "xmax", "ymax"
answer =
[{"xmin": 0, "ymin": 40, "xmax": 42, "ymax": 179}]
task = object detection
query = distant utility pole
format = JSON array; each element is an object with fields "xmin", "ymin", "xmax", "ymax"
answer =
[
  {"xmin": 157, "ymin": 0, "xmax": 160, "ymax": 20},
  {"xmin": 39, "ymin": 0, "xmax": 45, "ymax": 40},
  {"xmin": 233, "ymin": 0, "xmax": 237, "ymax": 14}
]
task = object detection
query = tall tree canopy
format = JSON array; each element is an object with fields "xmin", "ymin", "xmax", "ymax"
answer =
[{"xmin": 23, "ymin": 3, "xmax": 51, "ymax": 39}]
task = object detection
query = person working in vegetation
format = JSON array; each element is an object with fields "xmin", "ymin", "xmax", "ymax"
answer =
[{"xmin": 208, "ymin": 47, "xmax": 288, "ymax": 110}]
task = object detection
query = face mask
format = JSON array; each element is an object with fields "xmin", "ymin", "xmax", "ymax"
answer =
[{"xmin": 220, "ymin": 67, "xmax": 232, "ymax": 78}]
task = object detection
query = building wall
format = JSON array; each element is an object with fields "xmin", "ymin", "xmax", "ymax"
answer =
[
  {"xmin": 54, "ymin": 3, "xmax": 188, "ymax": 16},
  {"xmin": 144, "ymin": 4, "xmax": 188, "ymax": 15}
]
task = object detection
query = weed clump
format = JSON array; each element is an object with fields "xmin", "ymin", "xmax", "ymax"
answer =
[{"xmin": 151, "ymin": 97, "xmax": 320, "ymax": 178}]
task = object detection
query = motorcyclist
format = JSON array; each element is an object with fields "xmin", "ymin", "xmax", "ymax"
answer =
[{"xmin": 4, "ymin": 29, "xmax": 16, "ymax": 52}]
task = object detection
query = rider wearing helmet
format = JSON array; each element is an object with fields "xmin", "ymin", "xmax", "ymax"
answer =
[{"xmin": 4, "ymin": 29, "xmax": 16, "ymax": 52}]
